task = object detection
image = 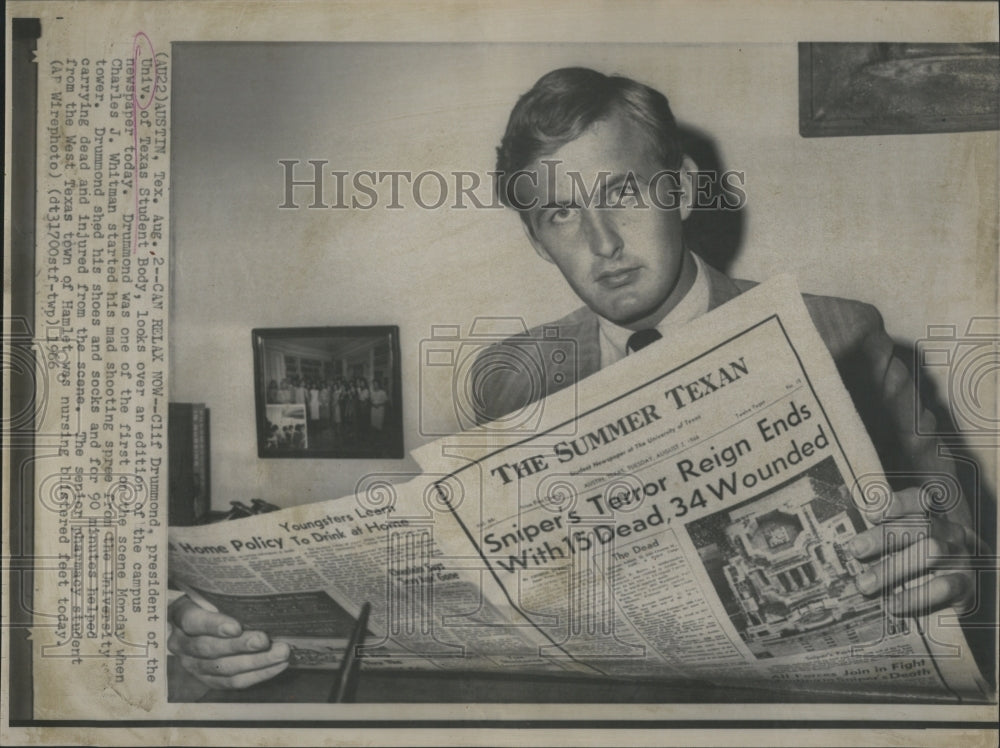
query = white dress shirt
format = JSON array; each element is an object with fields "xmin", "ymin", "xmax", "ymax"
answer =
[{"xmin": 597, "ymin": 253, "xmax": 711, "ymax": 368}]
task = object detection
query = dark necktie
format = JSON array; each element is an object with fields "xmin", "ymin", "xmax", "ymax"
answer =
[{"xmin": 626, "ymin": 328, "xmax": 662, "ymax": 354}]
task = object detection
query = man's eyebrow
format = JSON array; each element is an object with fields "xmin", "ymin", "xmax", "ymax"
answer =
[
  {"xmin": 596, "ymin": 172, "xmax": 644, "ymax": 203},
  {"xmin": 603, "ymin": 171, "xmax": 649, "ymax": 193},
  {"xmin": 539, "ymin": 195, "xmax": 581, "ymax": 210},
  {"xmin": 616, "ymin": 169, "xmax": 653, "ymax": 184},
  {"xmin": 540, "ymin": 171, "xmax": 647, "ymax": 210}
]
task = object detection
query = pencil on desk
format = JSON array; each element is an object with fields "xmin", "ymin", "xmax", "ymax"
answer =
[{"xmin": 329, "ymin": 602, "xmax": 371, "ymax": 703}]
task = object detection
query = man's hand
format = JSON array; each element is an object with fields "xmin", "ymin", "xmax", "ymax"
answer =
[
  {"xmin": 849, "ymin": 487, "xmax": 979, "ymax": 616},
  {"xmin": 168, "ymin": 595, "xmax": 290, "ymax": 689}
]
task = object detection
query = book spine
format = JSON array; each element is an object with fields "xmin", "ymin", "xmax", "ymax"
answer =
[
  {"xmin": 191, "ymin": 405, "xmax": 207, "ymax": 524},
  {"xmin": 203, "ymin": 408, "xmax": 211, "ymax": 522},
  {"xmin": 169, "ymin": 402, "xmax": 210, "ymax": 526},
  {"xmin": 168, "ymin": 403, "xmax": 194, "ymax": 526}
]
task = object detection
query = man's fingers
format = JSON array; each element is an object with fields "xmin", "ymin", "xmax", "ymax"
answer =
[
  {"xmin": 168, "ymin": 626, "xmax": 272, "ymax": 659},
  {"xmin": 962, "ymin": 523, "xmax": 992, "ymax": 557},
  {"xmin": 854, "ymin": 537, "xmax": 953, "ymax": 596},
  {"xmin": 169, "ymin": 595, "xmax": 242, "ymax": 638},
  {"xmin": 187, "ymin": 659, "xmax": 291, "ymax": 691},
  {"xmin": 863, "ymin": 486, "xmax": 927, "ymax": 524},
  {"xmin": 886, "ymin": 573, "xmax": 974, "ymax": 617},
  {"xmin": 179, "ymin": 641, "xmax": 291, "ymax": 679},
  {"xmin": 842, "ymin": 475, "xmax": 977, "ymax": 615},
  {"xmin": 849, "ymin": 523, "xmax": 925, "ymax": 562},
  {"xmin": 849, "ymin": 517, "xmax": 971, "ymax": 562}
]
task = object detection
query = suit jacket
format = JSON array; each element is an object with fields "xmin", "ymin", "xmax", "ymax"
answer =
[{"xmin": 474, "ymin": 262, "xmax": 950, "ymax": 489}]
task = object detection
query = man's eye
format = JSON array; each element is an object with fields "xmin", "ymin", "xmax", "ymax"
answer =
[
  {"xmin": 610, "ymin": 186, "xmax": 639, "ymax": 207},
  {"xmin": 549, "ymin": 207, "xmax": 576, "ymax": 224}
]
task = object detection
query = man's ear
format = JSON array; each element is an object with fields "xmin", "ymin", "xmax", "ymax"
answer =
[
  {"xmin": 522, "ymin": 217, "xmax": 554, "ymax": 264},
  {"xmin": 678, "ymin": 155, "xmax": 700, "ymax": 222}
]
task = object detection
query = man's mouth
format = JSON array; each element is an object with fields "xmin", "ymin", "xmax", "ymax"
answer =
[{"xmin": 596, "ymin": 267, "xmax": 640, "ymax": 288}]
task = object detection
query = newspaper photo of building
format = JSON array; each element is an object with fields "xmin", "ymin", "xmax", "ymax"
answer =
[{"xmin": 687, "ymin": 457, "xmax": 899, "ymax": 659}]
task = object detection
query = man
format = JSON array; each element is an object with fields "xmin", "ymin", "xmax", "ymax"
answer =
[{"xmin": 168, "ymin": 67, "xmax": 982, "ymax": 690}]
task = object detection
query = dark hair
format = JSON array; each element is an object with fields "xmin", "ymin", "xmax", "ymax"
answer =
[{"xmin": 495, "ymin": 67, "xmax": 683, "ymax": 209}]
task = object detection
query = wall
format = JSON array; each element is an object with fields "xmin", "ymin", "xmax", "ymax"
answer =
[{"xmin": 169, "ymin": 43, "xmax": 998, "ymax": 509}]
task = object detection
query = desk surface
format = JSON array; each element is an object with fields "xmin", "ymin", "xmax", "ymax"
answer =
[{"xmin": 167, "ymin": 657, "xmax": 953, "ymax": 704}]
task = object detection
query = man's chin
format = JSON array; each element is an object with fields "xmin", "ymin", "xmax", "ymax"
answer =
[
  {"xmin": 596, "ymin": 280, "xmax": 689, "ymax": 330},
  {"xmin": 596, "ymin": 301, "xmax": 661, "ymax": 329}
]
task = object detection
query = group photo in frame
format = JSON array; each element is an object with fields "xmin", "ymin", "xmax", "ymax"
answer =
[{"xmin": 252, "ymin": 326, "xmax": 403, "ymax": 459}]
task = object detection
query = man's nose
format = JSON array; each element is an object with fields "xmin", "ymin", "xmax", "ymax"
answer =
[{"xmin": 585, "ymin": 210, "xmax": 623, "ymax": 258}]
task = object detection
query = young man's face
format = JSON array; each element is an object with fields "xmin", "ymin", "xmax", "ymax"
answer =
[{"xmin": 520, "ymin": 112, "xmax": 695, "ymax": 331}]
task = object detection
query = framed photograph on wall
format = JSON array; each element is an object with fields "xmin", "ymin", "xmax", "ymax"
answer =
[
  {"xmin": 252, "ymin": 326, "xmax": 403, "ymax": 458},
  {"xmin": 799, "ymin": 42, "xmax": 1000, "ymax": 137}
]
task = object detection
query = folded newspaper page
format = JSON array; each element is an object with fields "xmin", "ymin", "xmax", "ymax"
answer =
[
  {"xmin": 170, "ymin": 276, "xmax": 990, "ymax": 701},
  {"xmin": 170, "ymin": 471, "xmax": 586, "ymax": 676}
]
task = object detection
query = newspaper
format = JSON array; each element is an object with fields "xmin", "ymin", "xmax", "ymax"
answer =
[
  {"xmin": 4, "ymin": 1, "xmax": 997, "ymax": 746},
  {"xmin": 169, "ymin": 277, "xmax": 990, "ymax": 701}
]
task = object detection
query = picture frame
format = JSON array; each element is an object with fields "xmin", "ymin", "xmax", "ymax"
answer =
[
  {"xmin": 799, "ymin": 42, "xmax": 1000, "ymax": 137},
  {"xmin": 252, "ymin": 326, "xmax": 403, "ymax": 458}
]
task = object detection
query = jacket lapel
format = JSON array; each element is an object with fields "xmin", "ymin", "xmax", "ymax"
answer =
[
  {"xmin": 551, "ymin": 257, "xmax": 747, "ymax": 397},
  {"xmin": 703, "ymin": 261, "xmax": 750, "ymax": 312},
  {"xmin": 544, "ymin": 307, "xmax": 601, "ymax": 398}
]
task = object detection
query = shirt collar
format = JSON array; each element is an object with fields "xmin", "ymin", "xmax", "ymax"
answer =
[{"xmin": 598, "ymin": 252, "xmax": 710, "ymax": 368}]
